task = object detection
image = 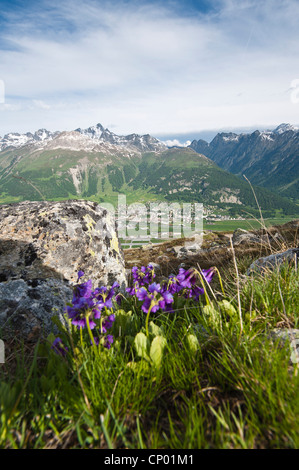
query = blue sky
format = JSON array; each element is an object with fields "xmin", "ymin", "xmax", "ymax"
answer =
[{"xmin": 0, "ymin": 0, "xmax": 299, "ymax": 141}]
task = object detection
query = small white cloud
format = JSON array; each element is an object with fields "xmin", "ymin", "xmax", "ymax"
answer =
[{"xmin": 163, "ymin": 139, "xmax": 191, "ymax": 147}]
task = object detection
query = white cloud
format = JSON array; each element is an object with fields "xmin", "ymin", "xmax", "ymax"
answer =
[
  {"xmin": 0, "ymin": 0, "xmax": 299, "ymax": 134},
  {"xmin": 162, "ymin": 139, "xmax": 191, "ymax": 147}
]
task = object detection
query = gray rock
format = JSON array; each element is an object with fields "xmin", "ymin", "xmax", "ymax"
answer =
[
  {"xmin": 268, "ymin": 329, "xmax": 299, "ymax": 364},
  {"xmin": 171, "ymin": 238, "xmax": 203, "ymax": 257},
  {"xmin": 0, "ymin": 200, "xmax": 127, "ymax": 338},
  {"xmin": 232, "ymin": 228, "xmax": 262, "ymax": 246},
  {"xmin": 269, "ymin": 328, "xmax": 299, "ymax": 343},
  {"xmin": 247, "ymin": 248, "xmax": 298, "ymax": 274},
  {"xmin": 0, "ymin": 278, "xmax": 72, "ymax": 338},
  {"xmin": 172, "ymin": 245, "xmax": 184, "ymax": 255},
  {"xmin": 150, "ymin": 263, "xmax": 161, "ymax": 272},
  {"xmin": 185, "ymin": 244, "xmax": 200, "ymax": 253}
]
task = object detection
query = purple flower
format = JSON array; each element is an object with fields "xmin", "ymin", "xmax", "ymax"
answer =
[
  {"xmin": 191, "ymin": 285, "xmax": 205, "ymax": 301},
  {"xmin": 66, "ymin": 286, "xmax": 102, "ymax": 329},
  {"xmin": 126, "ymin": 286, "xmax": 136, "ymax": 296},
  {"xmin": 92, "ymin": 334, "xmax": 114, "ymax": 349},
  {"xmin": 94, "ymin": 282, "xmax": 120, "ymax": 309},
  {"xmin": 72, "ymin": 279, "xmax": 93, "ymax": 303},
  {"xmin": 148, "ymin": 282, "xmax": 161, "ymax": 293},
  {"xmin": 136, "ymin": 287, "xmax": 149, "ymax": 301},
  {"xmin": 201, "ymin": 268, "xmax": 215, "ymax": 284},
  {"xmin": 101, "ymin": 314, "xmax": 115, "ymax": 333},
  {"xmin": 129, "ymin": 265, "xmax": 156, "ymax": 290},
  {"xmin": 77, "ymin": 270, "xmax": 85, "ymax": 282},
  {"xmin": 136, "ymin": 283, "xmax": 173, "ymax": 313},
  {"xmin": 51, "ymin": 337, "xmax": 68, "ymax": 357},
  {"xmin": 104, "ymin": 334, "xmax": 114, "ymax": 349},
  {"xmin": 162, "ymin": 275, "xmax": 182, "ymax": 295},
  {"xmin": 176, "ymin": 268, "xmax": 197, "ymax": 288}
]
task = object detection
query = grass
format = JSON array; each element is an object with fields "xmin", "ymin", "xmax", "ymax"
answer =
[
  {"xmin": 203, "ymin": 215, "xmax": 296, "ymax": 232},
  {"xmin": 0, "ymin": 256, "xmax": 298, "ymax": 449}
]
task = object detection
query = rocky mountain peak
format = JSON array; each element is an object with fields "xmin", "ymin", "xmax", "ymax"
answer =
[
  {"xmin": 0, "ymin": 123, "xmax": 166, "ymax": 153},
  {"xmin": 189, "ymin": 123, "xmax": 299, "ymax": 200},
  {"xmin": 75, "ymin": 123, "xmax": 166, "ymax": 152},
  {"xmin": 273, "ymin": 123, "xmax": 298, "ymax": 134}
]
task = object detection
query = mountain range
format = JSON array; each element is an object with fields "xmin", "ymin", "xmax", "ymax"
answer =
[
  {"xmin": 0, "ymin": 123, "xmax": 298, "ymax": 218},
  {"xmin": 189, "ymin": 123, "xmax": 299, "ymax": 200}
]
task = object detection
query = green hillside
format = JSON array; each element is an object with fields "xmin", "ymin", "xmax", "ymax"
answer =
[{"xmin": 0, "ymin": 145, "xmax": 298, "ymax": 218}]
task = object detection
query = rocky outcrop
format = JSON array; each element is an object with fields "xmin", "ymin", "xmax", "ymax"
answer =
[
  {"xmin": 0, "ymin": 200, "xmax": 127, "ymax": 338},
  {"xmin": 0, "ymin": 278, "xmax": 73, "ymax": 340},
  {"xmin": 232, "ymin": 228, "xmax": 264, "ymax": 246},
  {"xmin": 268, "ymin": 329, "xmax": 299, "ymax": 365},
  {"xmin": 247, "ymin": 248, "xmax": 299, "ymax": 275},
  {"xmin": 123, "ymin": 220, "xmax": 299, "ymax": 278}
]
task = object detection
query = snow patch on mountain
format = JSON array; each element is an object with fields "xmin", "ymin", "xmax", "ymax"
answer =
[
  {"xmin": 0, "ymin": 129, "xmax": 59, "ymax": 151},
  {"xmin": 222, "ymin": 135, "xmax": 240, "ymax": 142},
  {"xmin": 0, "ymin": 123, "xmax": 166, "ymax": 154},
  {"xmin": 260, "ymin": 131, "xmax": 274, "ymax": 141},
  {"xmin": 75, "ymin": 123, "xmax": 166, "ymax": 153},
  {"xmin": 273, "ymin": 123, "xmax": 299, "ymax": 134}
]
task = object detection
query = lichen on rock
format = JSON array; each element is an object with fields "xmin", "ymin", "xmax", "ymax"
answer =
[{"xmin": 0, "ymin": 200, "xmax": 127, "ymax": 338}]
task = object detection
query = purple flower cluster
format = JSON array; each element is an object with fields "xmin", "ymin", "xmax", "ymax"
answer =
[
  {"xmin": 126, "ymin": 265, "xmax": 216, "ymax": 314},
  {"xmin": 52, "ymin": 272, "xmax": 119, "ymax": 354},
  {"xmin": 126, "ymin": 264, "xmax": 155, "ymax": 295},
  {"xmin": 136, "ymin": 283, "xmax": 174, "ymax": 313},
  {"xmin": 51, "ymin": 265, "xmax": 216, "ymax": 355},
  {"xmin": 66, "ymin": 278, "xmax": 119, "ymax": 331}
]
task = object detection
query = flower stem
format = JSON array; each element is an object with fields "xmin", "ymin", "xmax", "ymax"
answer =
[
  {"xmin": 195, "ymin": 270, "xmax": 211, "ymax": 306},
  {"xmin": 145, "ymin": 301, "xmax": 155, "ymax": 337},
  {"xmin": 86, "ymin": 314, "xmax": 97, "ymax": 349},
  {"xmin": 214, "ymin": 267, "xmax": 225, "ymax": 296}
]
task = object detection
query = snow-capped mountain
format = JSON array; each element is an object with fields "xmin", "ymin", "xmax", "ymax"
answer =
[
  {"xmin": 0, "ymin": 123, "xmax": 166, "ymax": 154},
  {"xmin": 0, "ymin": 129, "xmax": 60, "ymax": 151},
  {"xmin": 189, "ymin": 124, "xmax": 299, "ymax": 199},
  {"xmin": 272, "ymin": 123, "xmax": 299, "ymax": 134},
  {"xmin": 75, "ymin": 123, "xmax": 166, "ymax": 152},
  {"xmin": 0, "ymin": 122, "xmax": 297, "ymax": 217}
]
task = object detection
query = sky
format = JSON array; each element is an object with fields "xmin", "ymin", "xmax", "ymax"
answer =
[{"xmin": 0, "ymin": 0, "xmax": 299, "ymax": 143}]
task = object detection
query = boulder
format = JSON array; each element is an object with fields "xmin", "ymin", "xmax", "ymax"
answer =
[
  {"xmin": 0, "ymin": 200, "xmax": 127, "ymax": 338},
  {"xmin": 0, "ymin": 278, "xmax": 72, "ymax": 339},
  {"xmin": 232, "ymin": 228, "xmax": 262, "ymax": 246},
  {"xmin": 247, "ymin": 248, "xmax": 299, "ymax": 275},
  {"xmin": 268, "ymin": 329, "xmax": 299, "ymax": 365}
]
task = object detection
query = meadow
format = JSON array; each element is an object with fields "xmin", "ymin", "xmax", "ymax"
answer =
[{"xmin": 0, "ymin": 250, "xmax": 298, "ymax": 449}]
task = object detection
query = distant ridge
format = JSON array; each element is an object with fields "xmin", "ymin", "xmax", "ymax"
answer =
[
  {"xmin": 0, "ymin": 122, "xmax": 298, "ymax": 217},
  {"xmin": 189, "ymin": 124, "xmax": 299, "ymax": 199},
  {"xmin": 0, "ymin": 123, "xmax": 166, "ymax": 154}
]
